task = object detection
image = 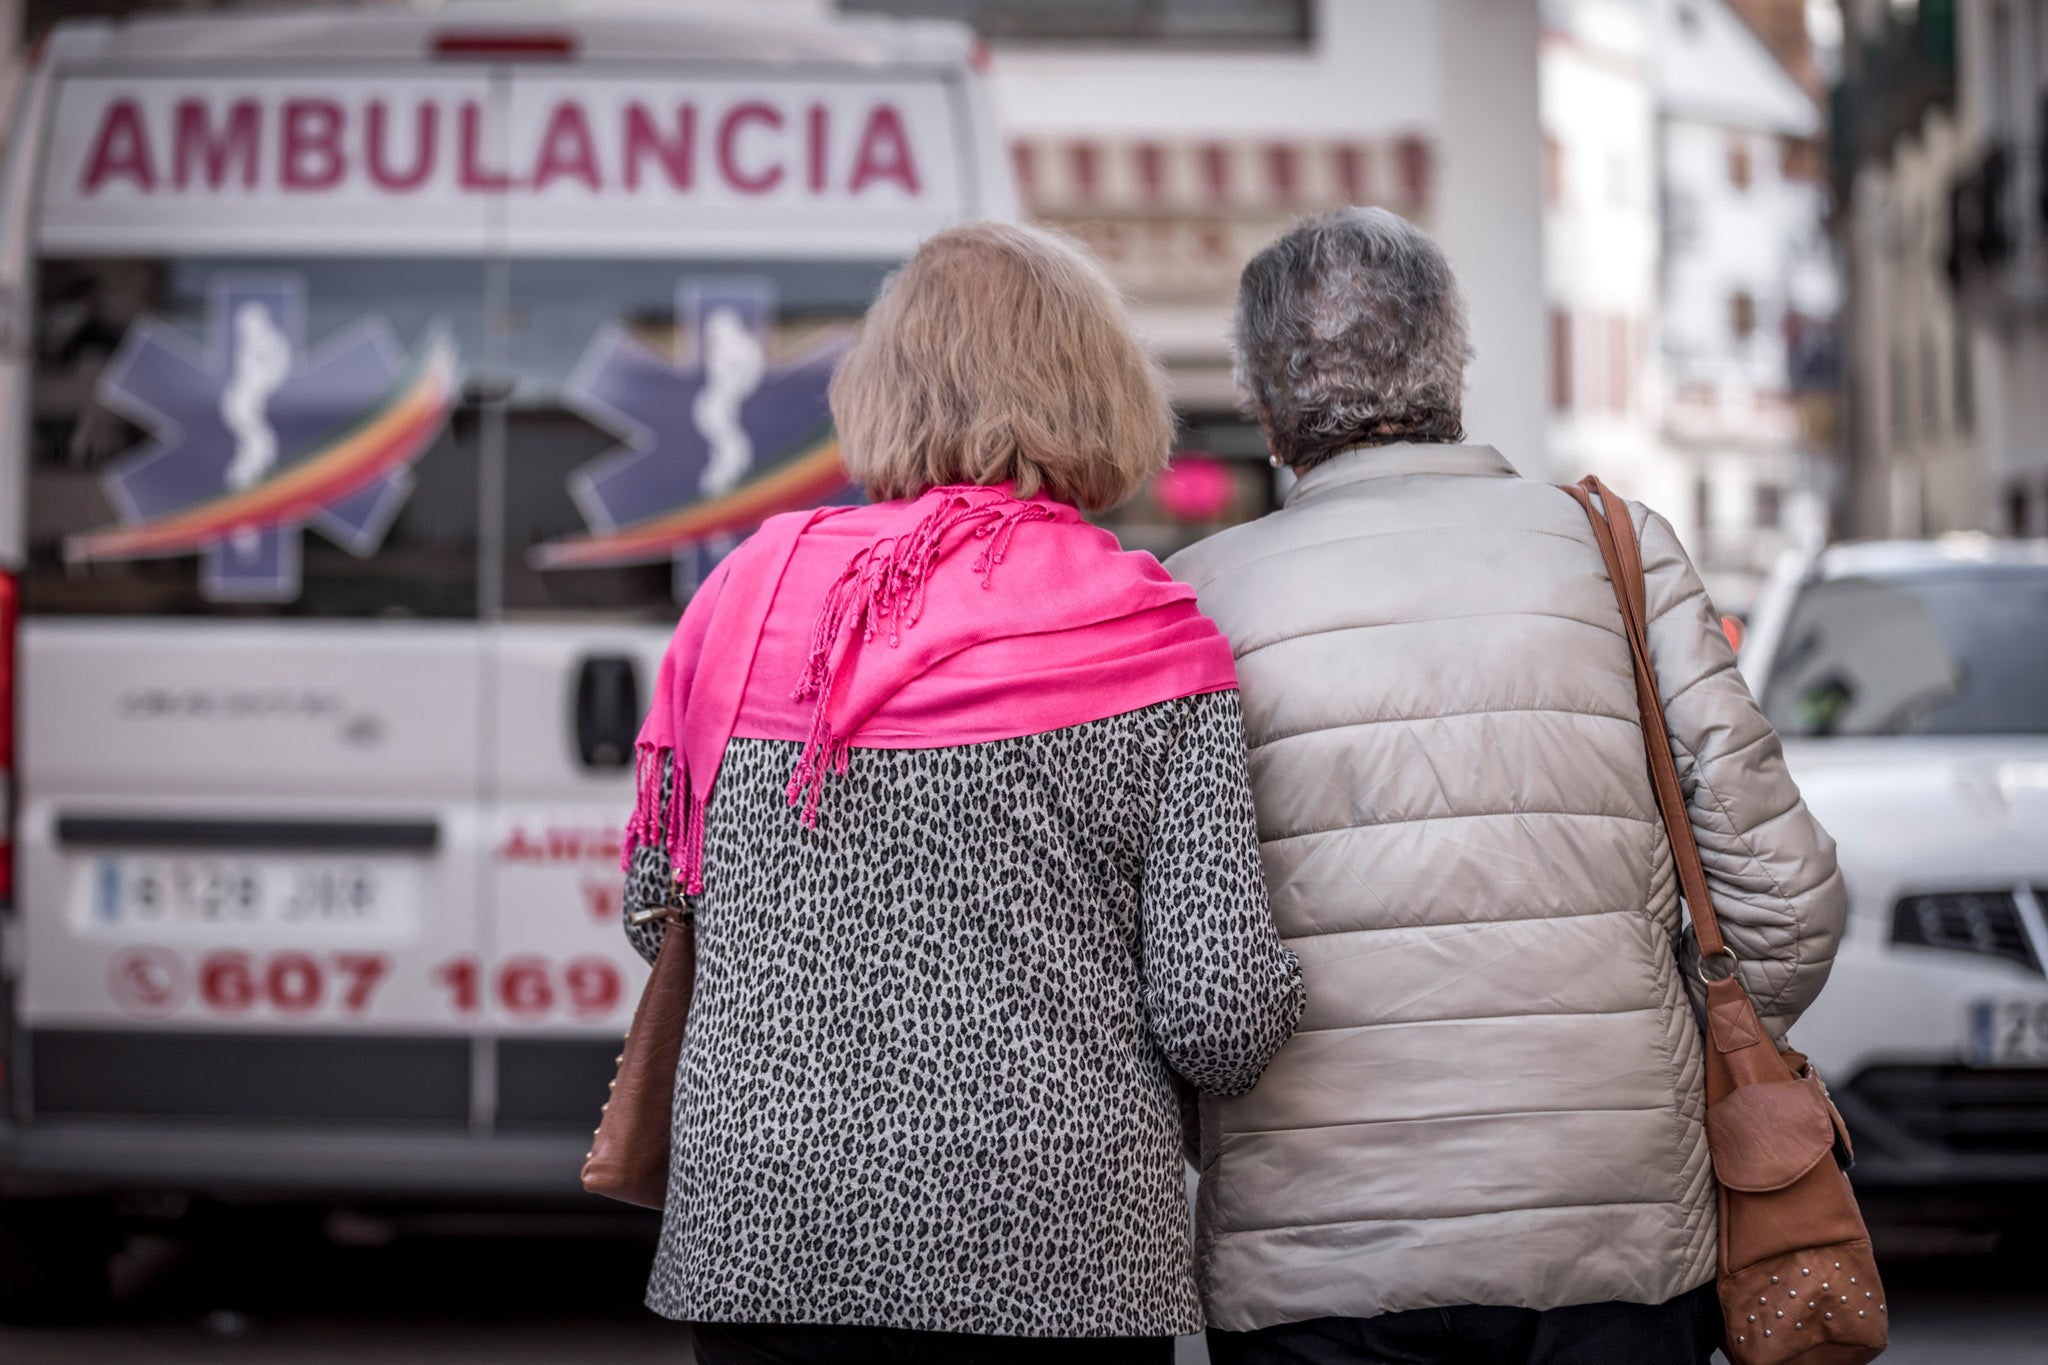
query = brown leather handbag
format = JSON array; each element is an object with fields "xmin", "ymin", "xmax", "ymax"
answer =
[
  {"xmin": 1562, "ymin": 476, "xmax": 1885, "ymax": 1365},
  {"xmin": 580, "ymin": 902, "xmax": 695, "ymax": 1209}
]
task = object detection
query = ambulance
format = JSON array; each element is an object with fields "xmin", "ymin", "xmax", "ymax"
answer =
[{"xmin": 0, "ymin": 3, "xmax": 1010, "ymax": 1315}]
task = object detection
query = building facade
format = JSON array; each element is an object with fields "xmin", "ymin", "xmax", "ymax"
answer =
[
  {"xmin": 1836, "ymin": 0, "xmax": 2048, "ymax": 541},
  {"xmin": 1540, "ymin": 0, "xmax": 1671, "ymax": 515},
  {"xmin": 1654, "ymin": 0, "xmax": 1839, "ymax": 605},
  {"xmin": 1946, "ymin": 0, "xmax": 2048, "ymax": 536},
  {"xmin": 1835, "ymin": 0, "xmax": 1979, "ymax": 537},
  {"xmin": 1543, "ymin": 0, "xmax": 1839, "ymax": 608}
]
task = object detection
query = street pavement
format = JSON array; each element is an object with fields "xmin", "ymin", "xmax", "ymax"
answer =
[{"xmin": 0, "ymin": 1214, "xmax": 2042, "ymax": 1363}]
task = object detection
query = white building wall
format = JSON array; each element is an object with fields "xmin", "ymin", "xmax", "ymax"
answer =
[
  {"xmin": 1540, "ymin": 2, "xmax": 1675, "ymax": 508},
  {"xmin": 1650, "ymin": 0, "xmax": 1837, "ymax": 603}
]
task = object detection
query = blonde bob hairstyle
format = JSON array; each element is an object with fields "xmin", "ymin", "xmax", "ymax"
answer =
[{"xmin": 830, "ymin": 221, "xmax": 1174, "ymax": 512}]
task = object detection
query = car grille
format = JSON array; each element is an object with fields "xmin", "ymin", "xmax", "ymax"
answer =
[
  {"xmin": 1846, "ymin": 1065, "xmax": 2048, "ymax": 1157},
  {"xmin": 1891, "ymin": 891, "xmax": 2041, "ymax": 973}
]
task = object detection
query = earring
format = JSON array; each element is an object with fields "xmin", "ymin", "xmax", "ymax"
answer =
[{"xmin": 1268, "ymin": 453, "xmax": 1283, "ymax": 469}]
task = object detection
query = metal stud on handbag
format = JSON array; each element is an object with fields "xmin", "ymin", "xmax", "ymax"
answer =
[
  {"xmin": 1562, "ymin": 476, "xmax": 1886, "ymax": 1365},
  {"xmin": 581, "ymin": 901, "xmax": 694, "ymax": 1209}
]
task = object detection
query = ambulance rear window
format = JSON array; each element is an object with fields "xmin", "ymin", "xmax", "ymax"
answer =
[{"xmin": 23, "ymin": 254, "xmax": 487, "ymax": 618}]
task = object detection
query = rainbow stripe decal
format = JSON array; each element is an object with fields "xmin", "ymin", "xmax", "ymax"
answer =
[
  {"xmin": 68, "ymin": 331, "xmax": 458, "ymax": 564},
  {"xmin": 532, "ymin": 278, "xmax": 858, "ymax": 582},
  {"xmin": 532, "ymin": 432, "xmax": 848, "ymax": 569}
]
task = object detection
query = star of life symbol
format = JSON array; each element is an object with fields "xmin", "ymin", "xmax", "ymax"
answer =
[
  {"xmin": 68, "ymin": 276, "xmax": 458, "ymax": 603},
  {"xmin": 538, "ymin": 278, "xmax": 853, "ymax": 599}
]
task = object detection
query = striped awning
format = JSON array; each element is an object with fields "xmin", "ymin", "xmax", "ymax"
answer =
[{"xmin": 1012, "ymin": 134, "xmax": 1433, "ymax": 219}]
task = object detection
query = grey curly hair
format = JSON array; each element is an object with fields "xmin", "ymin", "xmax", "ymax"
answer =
[{"xmin": 1232, "ymin": 207, "xmax": 1472, "ymax": 470}]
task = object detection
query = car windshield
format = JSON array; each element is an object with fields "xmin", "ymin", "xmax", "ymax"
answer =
[{"xmin": 1760, "ymin": 564, "xmax": 2048, "ymax": 737}]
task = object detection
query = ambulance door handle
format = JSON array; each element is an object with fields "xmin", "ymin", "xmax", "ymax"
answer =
[{"xmin": 574, "ymin": 655, "xmax": 641, "ymax": 770}]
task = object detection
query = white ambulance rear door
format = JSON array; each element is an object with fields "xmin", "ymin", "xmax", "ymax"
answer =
[{"xmin": 12, "ymin": 28, "xmax": 506, "ymax": 1129}]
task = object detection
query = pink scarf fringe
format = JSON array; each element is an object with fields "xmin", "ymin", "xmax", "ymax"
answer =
[
  {"xmin": 786, "ymin": 489, "xmax": 1054, "ymax": 825},
  {"xmin": 620, "ymin": 488, "xmax": 1056, "ymax": 893}
]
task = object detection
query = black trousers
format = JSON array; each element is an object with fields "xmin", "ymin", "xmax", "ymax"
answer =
[
  {"xmin": 1206, "ymin": 1283, "xmax": 1722, "ymax": 1365},
  {"xmin": 690, "ymin": 1322, "xmax": 1176, "ymax": 1365}
]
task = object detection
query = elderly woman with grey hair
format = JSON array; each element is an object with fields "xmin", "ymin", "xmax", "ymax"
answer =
[{"xmin": 1168, "ymin": 208, "xmax": 1847, "ymax": 1365}]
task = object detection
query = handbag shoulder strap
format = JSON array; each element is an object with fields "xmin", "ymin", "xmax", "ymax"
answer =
[{"xmin": 1557, "ymin": 476, "xmax": 1731, "ymax": 965}]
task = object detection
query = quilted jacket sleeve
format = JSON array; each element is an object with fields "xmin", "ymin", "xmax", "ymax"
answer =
[
  {"xmin": 1138, "ymin": 690, "xmax": 1305, "ymax": 1096},
  {"xmin": 1634, "ymin": 505, "xmax": 1848, "ymax": 1039}
]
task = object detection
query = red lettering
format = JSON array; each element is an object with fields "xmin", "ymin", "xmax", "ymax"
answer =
[
  {"xmin": 459, "ymin": 100, "xmax": 511, "ymax": 191},
  {"xmin": 546, "ymin": 829, "xmax": 586, "ymax": 861},
  {"xmin": 334, "ymin": 953, "xmax": 389, "ymax": 1013},
  {"xmin": 806, "ymin": 103, "xmax": 827, "ymax": 193},
  {"xmin": 623, "ymin": 101, "xmax": 693, "ymax": 191},
  {"xmin": 497, "ymin": 956, "xmax": 554, "ymax": 1016},
  {"xmin": 199, "ymin": 951, "xmax": 257, "ymax": 1012},
  {"xmin": 532, "ymin": 100, "xmax": 601, "ymax": 191},
  {"xmin": 580, "ymin": 878, "xmax": 618, "ymax": 924},
  {"xmin": 80, "ymin": 99, "xmax": 156, "ymax": 194},
  {"xmin": 266, "ymin": 952, "xmax": 323, "ymax": 1012},
  {"xmin": 564, "ymin": 958, "xmax": 622, "ymax": 1015},
  {"xmin": 433, "ymin": 955, "xmax": 479, "ymax": 1013},
  {"xmin": 849, "ymin": 104, "xmax": 920, "ymax": 195},
  {"xmin": 366, "ymin": 99, "xmax": 435, "ymax": 191},
  {"xmin": 173, "ymin": 99, "xmax": 259, "ymax": 189},
  {"xmin": 717, "ymin": 101, "xmax": 784, "ymax": 194},
  {"xmin": 280, "ymin": 99, "xmax": 345, "ymax": 190},
  {"xmin": 495, "ymin": 827, "xmax": 542, "ymax": 861}
]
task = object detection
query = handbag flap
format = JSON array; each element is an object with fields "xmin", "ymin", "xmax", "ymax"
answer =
[{"xmin": 1705, "ymin": 1077, "xmax": 1837, "ymax": 1192}]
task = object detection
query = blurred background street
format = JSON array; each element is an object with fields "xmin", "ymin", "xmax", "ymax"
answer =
[{"xmin": 1, "ymin": 0, "xmax": 2045, "ymax": 1360}]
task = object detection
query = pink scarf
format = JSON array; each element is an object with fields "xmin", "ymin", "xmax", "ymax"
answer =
[{"xmin": 623, "ymin": 484, "xmax": 1240, "ymax": 895}]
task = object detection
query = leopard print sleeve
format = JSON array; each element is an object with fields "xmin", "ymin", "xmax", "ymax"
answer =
[
  {"xmin": 1138, "ymin": 689, "xmax": 1304, "ymax": 1097},
  {"xmin": 622, "ymin": 751, "xmax": 678, "ymax": 967}
]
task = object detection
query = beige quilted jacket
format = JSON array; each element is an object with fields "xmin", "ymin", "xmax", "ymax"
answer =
[{"xmin": 1166, "ymin": 443, "xmax": 1847, "ymax": 1330}]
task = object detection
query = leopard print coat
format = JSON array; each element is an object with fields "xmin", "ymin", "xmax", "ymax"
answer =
[{"xmin": 622, "ymin": 690, "xmax": 1302, "ymax": 1338}]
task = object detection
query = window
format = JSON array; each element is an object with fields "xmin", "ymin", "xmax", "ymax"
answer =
[
  {"xmin": 23, "ymin": 256, "xmax": 487, "ymax": 618},
  {"xmin": 1922, "ymin": 332, "xmax": 1942, "ymax": 436},
  {"xmin": 837, "ymin": 0, "xmax": 1313, "ymax": 44},
  {"xmin": 1727, "ymin": 134, "xmax": 1752, "ymax": 190},
  {"xmin": 1754, "ymin": 483, "xmax": 1783, "ymax": 530},
  {"xmin": 1607, "ymin": 314, "xmax": 1631, "ymax": 412},
  {"xmin": 498, "ymin": 256, "xmax": 895, "ymax": 617},
  {"xmin": 1954, "ymin": 324, "xmax": 1975, "ymax": 432},
  {"xmin": 1890, "ymin": 346, "xmax": 1911, "ymax": 441},
  {"xmin": 1549, "ymin": 306, "xmax": 1573, "ymax": 412},
  {"xmin": 1760, "ymin": 567, "xmax": 2048, "ymax": 737},
  {"xmin": 1779, "ymin": 136, "xmax": 1822, "ymax": 182},
  {"xmin": 1730, "ymin": 291, "xmax": 1757, "ymax": 340},
  {"xmin": 2007, "ymin": 483, "xmax": 2033, "ymax": 536}
]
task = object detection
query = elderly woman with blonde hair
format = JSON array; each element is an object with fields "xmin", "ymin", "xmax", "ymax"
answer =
[{"xmin": 618, "ymin": 221, "xmax": 1303, "ymax": 1365}]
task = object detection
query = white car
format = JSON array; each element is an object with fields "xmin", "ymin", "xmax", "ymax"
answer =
[{"xmin": 1740, "ymin": 537, "xmax": 2048, "ymax": 1193}]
